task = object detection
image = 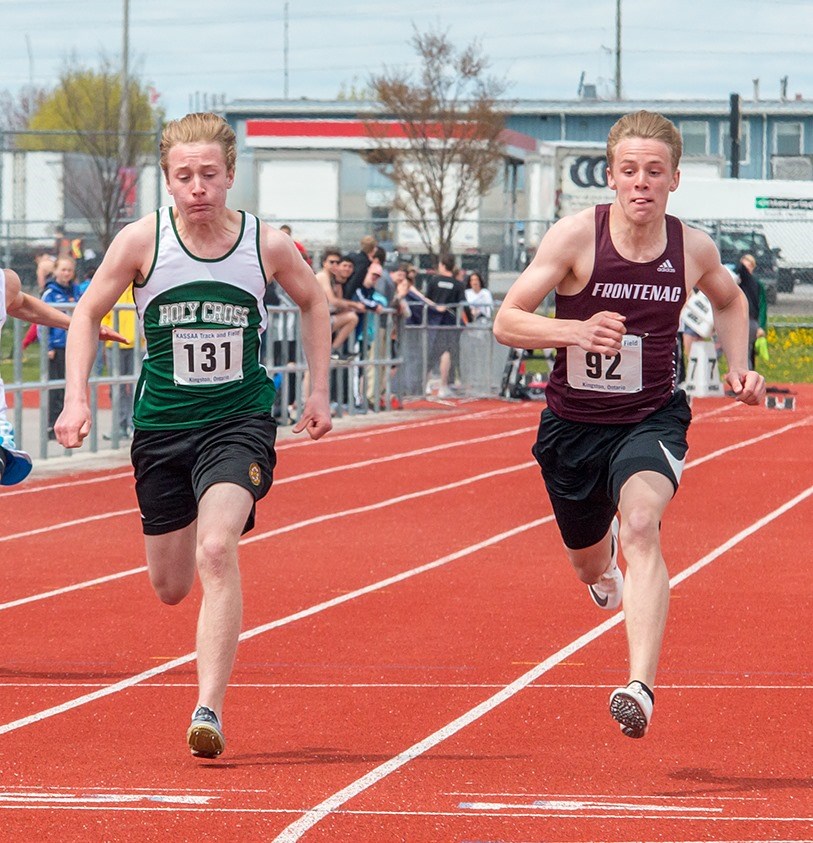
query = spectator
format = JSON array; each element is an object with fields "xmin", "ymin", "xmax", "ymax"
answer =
[
  {"xmin": 314, "ymin": 247, "xmax": 359, "ymax": 359},
  {"xmin": 279, "ymin": 224, "xmax": 312, "ymax": 268},
  {"xmin": 736, "ymin": 253, "xmax": 768, "ymax": 369},
  {"xmin": 21, "ymin": 255, "xmax": 56, "ymax": 351},
  {"xmin": 101, "ymin": 286, "xmax": 138, "ymax": 438},
  {"xmin": 77, "ymin": 264, "xmax": 97, "ymax": 296},
  {"xmin": 345, "ymin": 234, "xmax": 377, "ymax": 300},
  {"xmin": 464, "ymin": 271, "xmax": 494, "ymax": 322},
  {"xmin": 425, "ymin": 254, "xmax": 466, "ymax": 398},
  {"xmin": 372, "ymin": 246, "xmax": 395, "ymax": 302},
  {"xmin": 40, "ymin": 256, "xmax": 80, "ymax": 436},
  {"xmin": 0, "ymin": 266, "xmax": 124, "ymax": 484},
  {"xmin": 352, "ymin": 260, "xmax": 389, "ymax": 408}
]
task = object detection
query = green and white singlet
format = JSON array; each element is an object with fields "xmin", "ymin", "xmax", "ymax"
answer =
[{"xmin": 132, "ymin": 207, "xmax": 275, "ymax": 430}]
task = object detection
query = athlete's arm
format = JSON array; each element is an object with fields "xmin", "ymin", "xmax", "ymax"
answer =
[
  {"xmin": 262, "ymin": 226, "xmax": 332, "ymax": 440},
  {"xmin": 493, "ymin": 208, "xmax": 626, "ymax": 354},
  {"xmin": 5, "ymin": 268, "xmax": 130, "ymax": 341},
  {"xmin": 55, "ymin": 216, "xmax": 154, "ymax": 448},
  {"xmin": 685, "ymin": 225, "xmax": 765, "ymax": 404}
]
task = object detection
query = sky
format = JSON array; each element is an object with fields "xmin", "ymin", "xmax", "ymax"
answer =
[{"xmin": 2, "ymin": 0, "xmax": 813, "ymax": 119}]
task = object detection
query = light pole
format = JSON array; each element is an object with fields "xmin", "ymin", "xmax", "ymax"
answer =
[
  {"xmin": 119, "ymin": 0, "xmax": 130, "ymax": 159},
  {"xmin": 615, "ymin": 0, "xmax": 622, "ymax": 100}
]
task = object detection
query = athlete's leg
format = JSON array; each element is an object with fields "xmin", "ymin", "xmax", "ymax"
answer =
[
  {"xmin": 144, "ymin": 523, "xmax": 197, "ymax": 605},
  {"xmin": 565, "ymin": 527, "xmax": 615, "ymax": 584},
  {"xmin": 331, "ymin": 310, "xmax": 358, "ymax": 349},
  {"xmin": 192, "ymin": 482, "xmax": 254, "ymax": 720},
  {"xmin": 616, "ymin": 469, "xmax": 674, "ymax": 689}
]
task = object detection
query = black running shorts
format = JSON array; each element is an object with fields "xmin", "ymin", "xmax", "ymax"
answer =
[
  {"xmin": 532, "ymin": 390, "xmax": 691, "ymax": 549},
  {"xmin": 131, "ymin": 412, "xmax": 277, "ymax": 536}
]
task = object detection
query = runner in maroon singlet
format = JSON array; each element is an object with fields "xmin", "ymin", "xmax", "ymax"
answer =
[{"xmin": 494, "ymin": 110, "xmax": 765, "ymax": 739}]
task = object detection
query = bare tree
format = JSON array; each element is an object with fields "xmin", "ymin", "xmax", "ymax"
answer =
[
  {"xmin": 0, "ymin": 86, "xmax": 48, "ymax": 133},
  {"xmin": 365, "ymin": 29, "xmax": 508, "ymax": 258},
  {"xmin": 21, "ymin": 56, "xmax": 160, "ymax": 250}
]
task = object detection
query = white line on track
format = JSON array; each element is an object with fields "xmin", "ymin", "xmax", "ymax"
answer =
[
  {"xmin": 0, "ymin": 405, "xmax": 523, "ymax": 498},
  {"xmin": 271, "ymin": 482, "xmax": 813, "ymax": 842},
  {"xmin": 0, "ymin": 459, "xmax": 535, "ymax": 612},
  {"xmin": 0, "ymin": 408, "xmax": 809, "ymax": 825},
  {"xmin": 0, "ymin": 515, "xmax": 553, "ymax": 738},
  {"xmin": 0, "ymin": 426, "xmax": 534, "ymax": 545},
  {"xmin": 2, "ymin": 681, "xmax": 811, "ymax": 691}
]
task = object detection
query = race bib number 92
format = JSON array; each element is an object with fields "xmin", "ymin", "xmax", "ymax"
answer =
[
  {"xmin": 172, "ymin": 327, "xmax": 244, "ymax": 386},
  {"xmin": 566, "ymin": 334, "xmax": 643, "ymax": 393}
]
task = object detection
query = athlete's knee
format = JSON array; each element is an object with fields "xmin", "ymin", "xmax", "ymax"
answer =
[
  {"xmin": 196, "ymin": 533, "xmax": 239, "ymax": 581},
  {"xmin": 619, "ymin": 506, "xmax": 661, "ymax": 554},
  {"xmin": 150, "ymin": 569, "xmax": 194, "ymax": 605}
]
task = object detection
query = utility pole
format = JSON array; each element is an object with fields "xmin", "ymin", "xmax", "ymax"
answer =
[
  {"xmin": 729, "ymin": 92, "xmax": 741, "ymax": 178},
  {"xmin": 119, "ymin": 0, "xmax": 130, "ymax": 160},
  {"xmin": 283, "ymin": 2, "xmax": 290, "ymax": 99},
  {"xmin": 615, "ymin": 0, "xmax": 622, "ymax": 99}
]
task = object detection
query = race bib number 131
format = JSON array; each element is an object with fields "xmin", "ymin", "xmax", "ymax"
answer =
[
  {"xmin": 172, "ymin": 327, "xmax": 244, "ymax": 385},
  {"xmin": 566, "ymin": 333, "xmax": 643, "ymax": 393}
]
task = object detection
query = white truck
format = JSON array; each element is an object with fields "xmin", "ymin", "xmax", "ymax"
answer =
[{"xmin": 664, "ymin": 177, "xmax": 813, "ymax": 298}]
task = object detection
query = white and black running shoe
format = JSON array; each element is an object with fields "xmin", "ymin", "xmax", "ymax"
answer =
[
  {"xmin": 587, "ymin": 517, "xmax": 622, "ymax": 610},
  {"xmin": 609, "ymin": 681, "xmax": 653, "ymax": 739}
]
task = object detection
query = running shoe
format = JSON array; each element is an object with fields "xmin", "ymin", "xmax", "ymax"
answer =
[
  {"xmin": 587, "ymin": 517, "xmax": 622, "ymax": 610},
  {"xmin": 186, "ymin": 705, "xmax": 225, "ymax": 758},
  {"xmin": 609, "ymin": 681, "xmax": 653, "ymax": 739}
]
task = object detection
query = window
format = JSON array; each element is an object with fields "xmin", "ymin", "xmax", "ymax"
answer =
[
  {"xmin": 720, "ymin": 119, "xmax": 750, "ymax": 165},
  {"xmin": 775, "ymin": 122, "xmax": 802, "ymax": 155},
  {"xmin": 680, "ymin": 121, "xmax": 709, "ymax": 156}
]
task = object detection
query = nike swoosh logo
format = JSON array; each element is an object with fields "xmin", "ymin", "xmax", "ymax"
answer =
[
  {"xmin": 658, "ymin": 439, "xmax": 686, "ymax": 483},
  {"xmin": 588, "ymin": 585, "xmax": 609, "ymax": 607}
]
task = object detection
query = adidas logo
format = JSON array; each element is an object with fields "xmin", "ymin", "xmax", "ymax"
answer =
[{"xmin": 657, "ymin": 259, "xmax": 676, "ymax": 273}]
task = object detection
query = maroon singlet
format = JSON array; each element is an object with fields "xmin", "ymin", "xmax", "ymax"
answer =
[{"xmin": 545, "ymin": 204, "xmax": 687, "ymax": 424}]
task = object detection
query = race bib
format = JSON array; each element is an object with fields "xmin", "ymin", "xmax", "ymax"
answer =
[
  {"xmin": 172, "ymin": 327, "xmax": 244, "ymax": 386},
  {"xmin": 566, "ymin": 334, "xmax": 643, "ymax": 393}
]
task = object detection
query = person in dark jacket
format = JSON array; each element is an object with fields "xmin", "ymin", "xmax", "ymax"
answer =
[
  {"xmin": 736, "ymin": 253, "xmax": 768, "ymax": 368},
  {"xmin": 40, "ymin": 256, "xmax": 81, "ymax": 435}
]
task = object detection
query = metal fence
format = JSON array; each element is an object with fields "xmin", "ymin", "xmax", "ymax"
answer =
[{"xmin": 1, "ymin": 300, "xmax": 512, "ymax": 463}]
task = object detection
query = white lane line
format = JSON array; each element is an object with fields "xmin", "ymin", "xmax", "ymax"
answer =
[
  {"xmin": 685, "ymin": 418, "xmax": 811, "ymax": 470},
  {"xmin": 270, "ymin": 483, "xmax": 813, "ymax": 842},
  {"xmin": 272, "ymin": 425, "xmax": 534, "ymax": 486},
  {"xmin": 0, "ymin": 426, "xmax": 534, "ymax": 543},
  {"xmin": 0, "ymin": 509, "xmax": 139, "ymax": 545},
  {"xmin": 3, "ymin": 681, "xmax": 811, "ymax": 691},
  {"xmin": 0, "ymin": 461, "xmax": 534, "ymax": 613},
  {"xmin": 0, "ymin": 405, "xmax": 523, "ymax": 497},
  {"xmin": 0, "ymin": 515, "xmax": 553, "ymax": 737}
]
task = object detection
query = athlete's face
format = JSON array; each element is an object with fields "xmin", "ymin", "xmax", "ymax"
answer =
[
  {"xmin": 607, "ymin": 138, "xmax": 679, "ymax": 223},
  {"xmin": 165, "ymin": 142, "xmax": 234, "ymax": 222}
]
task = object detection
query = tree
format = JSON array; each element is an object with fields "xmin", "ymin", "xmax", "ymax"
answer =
[
  {"xmin": 365, "ymin": 29, "xmax": 508, "ymax": 258},
  {"xmin": 20, "ymin": 56, "xmax": 162, "ymax": 250},
  {"xmin": 0, "ymin": 85, "xmax": 48, "ymax": 132}
]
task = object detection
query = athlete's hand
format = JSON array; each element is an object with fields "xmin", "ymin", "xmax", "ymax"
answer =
[
  {"xmin": 724, "ymin": 368, "xmax": 766, "ymax": 405},
  {"xmin": 54, "ymin": 400, "xmax": 91, "ymax": 449},
  {"xmin": 576, "ymin": 311, "xmax": 626, "ymax": 354},
  {"xmin": 98, "ymin": 325, "xmax": 129, "ymax": 344},
  {"xmin": 293, "ymin": 391, "xmax": 332, "ymax": 440}
]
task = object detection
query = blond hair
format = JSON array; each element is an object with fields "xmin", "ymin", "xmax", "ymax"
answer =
[
  {"xmin": 607, "ymin": 110, "xmax": 683, "ymax": 171},
  {"xmin": 159, "ymin": 112, "xmax": 237, "ymax": 176}
]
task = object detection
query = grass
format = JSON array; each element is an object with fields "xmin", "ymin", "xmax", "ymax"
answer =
[{"xmin": 760, "ymin": 319, "xmax": 813, "ymax": 384}]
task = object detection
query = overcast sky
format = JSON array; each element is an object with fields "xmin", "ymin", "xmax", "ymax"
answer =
[{"xmin": 3, "ymin": 0, "xmax": 813, "ymax": 119}]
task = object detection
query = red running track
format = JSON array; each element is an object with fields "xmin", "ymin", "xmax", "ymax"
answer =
[{"xmin": 0, "ymin": 390, "xmax": 811, "ymax": 842}]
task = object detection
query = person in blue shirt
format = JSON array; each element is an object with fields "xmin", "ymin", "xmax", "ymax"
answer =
[{"xmin": 40, "ymin": 256, "xmax": 81, "ymax": 436}]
